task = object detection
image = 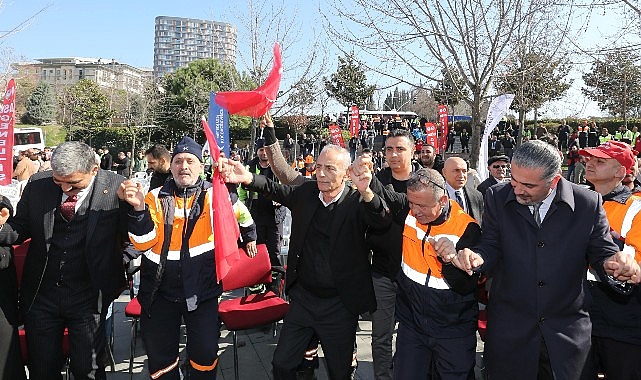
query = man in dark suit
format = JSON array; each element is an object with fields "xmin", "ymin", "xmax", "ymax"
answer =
[
  {"xmin": 0, "ymin": 141, "xmax": 129, "ymax": 380},
  {"xmin": 476, "ymin": 155, "xmax": 509, "ymax": 196},
  {"xmin": 112, "ymin": 151, "xmax": 130, "ymax": 177},
  {"xmin": 442, "ymin": 157, "xmax": 484, "ymax": 224},
  {"xmin": 99, "ymin": 147, "xmax": 112, "ymax": 170},
  {"xmin": 453, "ymin": 140, "xmax": 640, "ymax": 380},
  {"xmin": 221, "ymin": 144, "xmax": 390, "ymax": 380}
]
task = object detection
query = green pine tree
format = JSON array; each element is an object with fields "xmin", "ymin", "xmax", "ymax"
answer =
[{"xmin": 24, "ymin": 81, "xmax": 56, "ymax": 125}]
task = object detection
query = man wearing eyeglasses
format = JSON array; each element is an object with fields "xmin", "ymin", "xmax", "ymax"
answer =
[{"xmin": 477, "ymin": 155, "xmax": 509, "ymax": 196}]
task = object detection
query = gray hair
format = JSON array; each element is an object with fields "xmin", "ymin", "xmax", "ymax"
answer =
[
  {"xmin": 319, "ymin": 144, "xmax": 351, "ymax": 171},
  {"xmin": 511, "ymin": 140, "xmax": 562, "ymax": 182},
  {"xmin": 51, "ymin": 141, "xmax": 99, "ymax": 176},
  {"xmin": 407, "ymin": 168, "xmax": 446, "ymax": 199}
]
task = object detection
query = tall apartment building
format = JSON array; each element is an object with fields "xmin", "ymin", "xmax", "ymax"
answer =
[
  {"xmin": 153, "ymin": 16, "xmax": 237, "ymax": 77},
  {"xmin": 14, "ymin": 57, "xmax": 153, "ymax": 95}
]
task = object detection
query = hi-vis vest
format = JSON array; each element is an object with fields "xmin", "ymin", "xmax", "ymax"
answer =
[
  {"xmin": 587, "ymin": 196, "xmax": 641, "ymax": 282},
  {"xmin": 402, "ymin": 201, "xmax": 475, "ymax": 290}
]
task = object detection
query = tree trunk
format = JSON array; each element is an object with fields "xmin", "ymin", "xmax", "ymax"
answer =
[
  {"xmin": 517, "ymin": 109, "xmax": 526, "ymax": 146},
  {"xmin": 468, "ymin": 93, "xmax": 483, "ymax": 170}
]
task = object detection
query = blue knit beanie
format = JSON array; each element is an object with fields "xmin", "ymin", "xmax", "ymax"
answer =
[{"xmin": 172, "ymin": 136, "xmax": 203, "ymax": 162}]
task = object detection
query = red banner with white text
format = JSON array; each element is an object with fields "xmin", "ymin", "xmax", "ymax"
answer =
[
  {"xmin": 437, "ymin": 105, "xmax": 448, "ymax": 153},
  {"xmin": 329, "ymin": 123, "xmax": 345, "ymax": 148},
  {"xmin": 349, "ymin": 106, "xmax": 360, "ymax": 138},
  {"xmin": 425, "ymin": 122, "xmax": 438, "ymax": 152},
  {"xmin": 0, "ymin": 79, "xmax": 15, "ymax": 185}
]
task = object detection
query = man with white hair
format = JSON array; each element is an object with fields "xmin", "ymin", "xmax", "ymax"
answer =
[{"xmin": 221, "ymin": 144, "xmax": 390, "ymax": 380}]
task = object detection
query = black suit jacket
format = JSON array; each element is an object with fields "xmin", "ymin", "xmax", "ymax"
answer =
[
  {"xmin": 248, "ymin": 174, "xmax": 390, "ymax": 315},
  {"xmin": 0, "ymin": 170, "xmax": 129, "ymax": 315},
  {"xmin": 476, "ymin": 176, "xmax": 498, "ymax": 196},
  {"xmin": 462, "ymin": 184, "xmax": 484, "ymax": 224}
]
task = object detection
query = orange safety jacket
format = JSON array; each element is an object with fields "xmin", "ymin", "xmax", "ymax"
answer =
[
  {"xmin": 401, "ymin": 201, "xmax": 476, "ymax": 290},
  {"xmin": 396, "ymin": 200, "xmax": 480, "ymax": 338},
  {"xmin": 588, "ymin": 193, "xmax": 641, "ymax": 282}
]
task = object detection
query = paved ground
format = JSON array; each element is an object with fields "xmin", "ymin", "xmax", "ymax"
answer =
[
  {"xmin": 103, "ymin": 291, "xmax": 485, "ymax": 379},
  {"xmin": 102, "ymin": 197, "xmax": 486, "ymax": 379}
]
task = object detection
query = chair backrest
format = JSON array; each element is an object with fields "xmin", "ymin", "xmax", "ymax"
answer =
[
  {"xmin": 222, "ymin": 244, "xmax": 271, "ymax": 291},
  {"xmin": 13, "ymin": 238, "xmax": 31, "ymax": 289}
]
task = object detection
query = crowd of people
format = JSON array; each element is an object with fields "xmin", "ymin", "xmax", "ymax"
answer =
[{"xmin": 0, "ymin": 113, "xmax": 640, "ymax": 380}]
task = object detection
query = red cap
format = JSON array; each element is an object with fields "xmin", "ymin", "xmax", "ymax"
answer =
[{"xmin": 579, "ymin": 141, "xmax": 636, "ymax": 173}]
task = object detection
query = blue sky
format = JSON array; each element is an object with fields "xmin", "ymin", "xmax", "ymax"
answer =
[
  {"xmin": 1, "ymin": 0, "xmax": 637, "ymax": 118},
  {"xmin": 0, "ymin": 0, "xmax": 325, "ymax": 69}
]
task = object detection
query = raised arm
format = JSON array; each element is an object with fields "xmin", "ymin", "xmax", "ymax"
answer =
[{"xmin": 261, "ymin": 112, "xmax": 306, "ymax": 185}]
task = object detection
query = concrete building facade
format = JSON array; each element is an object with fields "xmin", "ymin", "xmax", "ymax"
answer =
[
  {"xmin": 153, "ymin": 16, "xmax": 237, "ymax": 77},
  {"xmin": 15, "ymin": 57, "xmax": 153, "ymax": 95}
]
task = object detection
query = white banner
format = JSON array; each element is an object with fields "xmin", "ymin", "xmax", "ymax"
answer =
[{"xmin": 479, "ymin": 94, "xmax": 515, "ymax": 180}]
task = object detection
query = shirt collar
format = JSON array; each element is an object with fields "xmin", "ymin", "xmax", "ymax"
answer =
[
  {"xmin": 445, "ymin": 182, "xmax": 463, "ymax": 197},
  {"xmin": 318, "ymin": 184, "xmax": 346, "ymax": 207},
  {"xmin": 61, "ymin": 175, "xmax": 95, "ymax": 207},
  {"xmin": 528, "ymin": 186, "xmax": 557, "ymax": 221}
]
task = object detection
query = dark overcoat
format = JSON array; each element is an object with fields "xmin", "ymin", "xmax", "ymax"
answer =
[{"xmin": 476, "ymin": 178, "xmax": 618, "ymax": 380}]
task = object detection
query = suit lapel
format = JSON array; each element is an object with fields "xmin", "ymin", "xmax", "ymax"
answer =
[
  {"xmin": 292, "ymin": 184, "xmax": 321, "ymax": 250},
  {"xmin": 507, "ymin": 188, "xmax": 539, "ymax": 228},
  {"xmin": 43, "ymin": 185, "xmax": 61, "ymax": 252},
  {"xmin": 84, "ymin": 171, "xmax": 109, "ymax": 243},
  {"xmin": 327, "ymin": 186, "xmax": 351, "ymax": 253},
  {"xmin": 515, "ymin": 204, "xmax": 539, "ymax": 228}
]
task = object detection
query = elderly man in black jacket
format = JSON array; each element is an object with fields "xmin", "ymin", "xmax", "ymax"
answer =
[
  {"xmin": 220, "ymin": 144, "xmax": 390, "ymax": 380},
  {"xmin": 477, "ymin": 155, "xmax": 509, "ymax": 196}
]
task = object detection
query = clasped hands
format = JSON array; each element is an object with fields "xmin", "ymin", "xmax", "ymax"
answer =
[{"xmin": 450, "ymin": 248, "xmax": 640, "ymax": 284}]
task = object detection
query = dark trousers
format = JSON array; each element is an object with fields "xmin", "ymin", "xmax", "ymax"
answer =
[
  {"xmin": 273, "ymin": 285, "xmax": 358, "ymax": 380},
  {"xmin": 371, "ymin": 272, "xmax": 397, "ymax": 380},
  {"xmin": 566, "ymin": 164, "xmax": 576, "ymax": 182},
  {"xmin": 256, "ymin": 222, "xmax": 283, "ymax": 267},
  {"xmin": 0, "ymin": 313, "xmax": 26, "ymax": 380},
  {"xmin": 24, "ymin": 286, "xmax": 106, "ymax": 380},
  {"xmin": 581, "ymin": 336, "xmax": 641, "ymax": 380},
  {"xmin": 141, "ymin": 296, "xmax": 219, "ymax": 380},
  {"xmin": 393, "ymin": 322, "xmax": 476, "ymax": 380},
  {"xmin": 538, "ymin": 337, "xmax": 554, "ymax": 380}
]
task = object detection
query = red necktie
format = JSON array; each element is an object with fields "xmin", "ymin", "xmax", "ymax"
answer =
[{"xmin": 61, "ymin": 195, "xmax": 78, "ymax": 221}]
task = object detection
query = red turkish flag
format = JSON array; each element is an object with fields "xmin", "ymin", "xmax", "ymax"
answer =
[
  {"xmin": 214, "ymin": 43, "xmax": 282, "ymax": 118},
  {"xmin": 202, "ymin": 117, "xmax": 241, "ymax": 280}
]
